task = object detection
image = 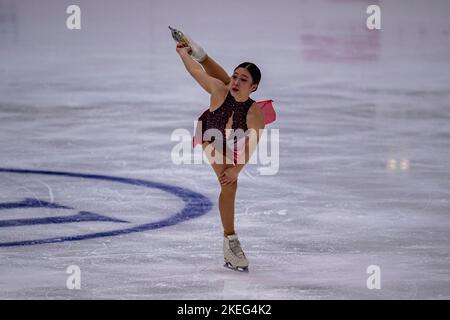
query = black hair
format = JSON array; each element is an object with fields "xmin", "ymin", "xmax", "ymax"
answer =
[{"xmin": 234, "ymin": 62, "xmax": 261, "ymax": 92}]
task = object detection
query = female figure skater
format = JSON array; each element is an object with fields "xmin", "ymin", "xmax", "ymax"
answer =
[{"xmin": 172, "ymin": 27, "xmax": 266, "ymax": 272}]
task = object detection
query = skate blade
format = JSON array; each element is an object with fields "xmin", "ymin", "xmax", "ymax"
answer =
[{"xmin": 224, "ymin": 262, "xmax": 249, "ymax": 273}]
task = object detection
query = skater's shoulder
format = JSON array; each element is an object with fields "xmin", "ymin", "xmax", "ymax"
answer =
[
  {"xmin": 247, "ymin": 102, "xmax": 265, "ymax": 127},
  {"xmin": 209, "ymin": 80, "xmax": 228, "ymax": 98}
]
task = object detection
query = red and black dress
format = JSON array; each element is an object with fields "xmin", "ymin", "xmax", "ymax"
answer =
[
  {"xmin": 193, "ymin": 91, "xmax": 277, "ymax": 164},
  {"xmin": 203, "ymin": 91, "xmax": 254, "ymax": 154}
]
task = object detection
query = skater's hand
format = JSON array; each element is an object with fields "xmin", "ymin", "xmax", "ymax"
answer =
[
  {"xmin": 176, "ymin": 42, "xmax": 192, "ymax": 55},
  {"xmin": 219, "ymin": 166, "xmax": 239, "ymax": 185}
]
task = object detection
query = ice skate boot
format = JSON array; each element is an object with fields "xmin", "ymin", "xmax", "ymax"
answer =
[
  {"xmin": 169, "ymin": 26, "xmax": 207, "ymax": 62},
  {"xmin": 223, "ymin": 234, "xmax": 249, "ymax": 272}
]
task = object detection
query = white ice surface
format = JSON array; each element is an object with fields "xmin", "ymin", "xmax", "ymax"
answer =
[{"xmin": 0, "ymin": 0, "xmax": 450, "ymax": 299}]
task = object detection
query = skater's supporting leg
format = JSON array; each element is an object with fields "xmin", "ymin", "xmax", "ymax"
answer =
[
  {"xmin": 208, "ymin": 161, "xmax": 237, "ymax": 236},
  {"xmin": 219, "ymin": 181, "xmax": 237, "ymax": 236},
  {"xmin": 200, "ymin": 55, "xmax": 231, "ymax": 86}
]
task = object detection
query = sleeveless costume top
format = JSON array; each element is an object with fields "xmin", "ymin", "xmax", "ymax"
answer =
[{"xmin": 202, "ymin": 91, "xmax": 255, "ymax": 153}]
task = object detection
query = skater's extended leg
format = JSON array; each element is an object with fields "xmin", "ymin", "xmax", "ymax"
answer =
[
  {"xmin": 170, "ymin": 26, "xmax": 230, "ymax": 85},
  {"xmin": 200, "ymin": 55, "xmax": 231, "ymax": 85}
]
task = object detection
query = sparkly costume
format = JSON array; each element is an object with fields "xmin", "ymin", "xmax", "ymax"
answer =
[{"xmin": 193, "ymin": 92, "xmax": 276, "ymax": 163}]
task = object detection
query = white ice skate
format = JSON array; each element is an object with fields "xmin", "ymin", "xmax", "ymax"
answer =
[
  {"xmin": 169, "ymin": 26, "xmax": 207, "ymax": 62},
  {"xmin": 223, "ymin": 234, "xmax": 249, "ymax": 272}
]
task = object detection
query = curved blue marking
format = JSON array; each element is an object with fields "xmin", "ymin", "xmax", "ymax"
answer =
[
  {"xmin": 0, "ymin": 210, "xmax": 129, "ymax": 228},
  {"xmin": 0, "ymin": 198, "xmax": 72, "ymax": 210},
  {"xmin": 0, "ymin": 198, "xmax": 129, "ymax": 226},
  {"xmin": 0, "ymin": 168, "xmax": 212, "ymax": 247}
]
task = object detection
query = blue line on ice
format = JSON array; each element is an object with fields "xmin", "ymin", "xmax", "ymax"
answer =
[{"xmin": 0, "ymin": 168, "xmax": 212, "ymax": 247}]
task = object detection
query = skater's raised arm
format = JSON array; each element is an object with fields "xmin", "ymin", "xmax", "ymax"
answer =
[{"xmin": 176, "ymin": 43, "xmax": 225, "ymax": 94}]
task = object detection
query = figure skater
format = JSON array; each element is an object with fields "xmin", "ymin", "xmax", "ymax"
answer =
[{"xmin": 171, "ymin": 26, "xmax": 275, "ymax": 272}]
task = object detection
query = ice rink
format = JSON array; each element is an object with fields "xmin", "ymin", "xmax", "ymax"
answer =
[{"xmin": 1, "ymin": 0, "xmax": 449, "ymax": 299}]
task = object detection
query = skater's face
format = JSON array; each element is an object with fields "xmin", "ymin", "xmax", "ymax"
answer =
[{"xmin": 230, "ymin": 68, "xmax": 258, "ymax": 100}]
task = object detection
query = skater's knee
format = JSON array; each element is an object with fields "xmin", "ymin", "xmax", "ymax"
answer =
[{"xmin": 220, "ymin": 181, "xmax": 237, "ymax": 196}]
